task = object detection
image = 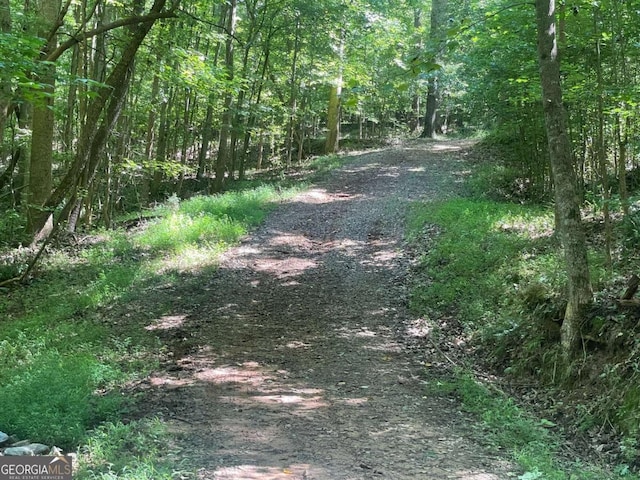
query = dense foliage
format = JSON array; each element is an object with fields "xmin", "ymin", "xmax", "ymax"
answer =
[
  {"xmin": 0, "ymin": 0, "xmax": 435, "ymax": 243},
  {"xmin": 1, "ymin": 1, "xmax": 638, "ymax": 243}
]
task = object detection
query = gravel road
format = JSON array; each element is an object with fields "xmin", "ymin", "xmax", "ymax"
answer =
[{"xmin": 136, "ymin": 139, "xmax": 518, "ymax": 479}]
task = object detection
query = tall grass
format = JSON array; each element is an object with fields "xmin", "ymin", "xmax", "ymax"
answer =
[
  {"xmin": 407, "ymin": 198, "xmax": 556, "ymax": 327},
  {"xmin": 135, "ymin": 186, "xmax": 294, "ymax": 253},
  {"xmin": 429, "ymin": 373, "xmax": 612, "ymax": 480}
]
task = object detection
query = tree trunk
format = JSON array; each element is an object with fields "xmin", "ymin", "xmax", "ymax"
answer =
[
  {"xmin": 151, "ymin": 85, "xmax": 170, "ymax": 200},
  {"xmin": 592, "ymin": 6, "xmax": 612, "ymax": 269},
  {"xmin": 14, "ymin": 104, "xmax": 31, "ymax": 207},
  {"xmin": 0, "ymin": 149, "xmax": 20, "ymax": 191},
  {"xmin": 177, "ymin": 88, "xmax": 194, "ymax": 194},
  {"xmin": 197, "ymin": 4, "xmax": 225, "ymax": 182},
  {"xmin": 140, "ymin": 71, "xmax": 160, "ymax": 205},
  {"xmin": 213, "ymin": 0, "xmax": 237, "ymax": 192},
  {"xmin": 0, "ymin": 0, "xmax": 12, "ymax": 136},
  {"xmin": 230, "ymin": 45, "xmax": 252, "ymax": 179},
  {"xmin": 618, "ymin": 116, "xmax": 629, "ymax": 217},
  {"xmin": 535, "ymin": 0, "xmax": 592, "ymax": 359},
  {"xmin": 197, "ymin": 98, "xmax": 215, "ymax": 181},
  {"xmin": 286, "ymin": 15, "xmax": 301, "ymax": 168},
  {"xmin": 62, "ymin": 43, "xmax": 80, "ymax": 150},
  {"xmin": 410, "ymin": 7, "xmax": 422, "ymax": 133},
  {"xmin": 421, "ymin": 0, "xmax": 447, "ymax": 139},
  {"xmin": 27, "ymin": 0, "xmax": 62, "ymax": 237},
  {"xmin": 256, "ymin": 131, "xmax": 264, "ymax": 170},
  {"xmin": 325, "ymin": 30, "xmax": 344, "ymax": 155},
  {"xmin": 422, "ymin": 81, "xmax": 438, "ymax": 138},
  {"xmin": 325, "ymin": 85, "xmax": 341, "ymax": 154},
  {"xmin": 240, "ymin": 41, "xmax": 271, "ymax": 179},
  {"xmin": 40, "ymin": 0, "xmax": 173, "ymax": 230}
]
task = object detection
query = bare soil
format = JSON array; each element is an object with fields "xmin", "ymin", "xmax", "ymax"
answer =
[{"xmin": 133, "ymin": 139, "xmax": 519, "ymax": 479}]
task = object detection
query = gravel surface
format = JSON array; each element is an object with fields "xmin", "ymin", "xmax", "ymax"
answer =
[{"xmin": 135, "ymin": 139, "xmax": 518, "ymax": 479}]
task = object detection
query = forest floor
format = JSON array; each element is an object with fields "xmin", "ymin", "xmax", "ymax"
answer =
[{"xmin": 124, "ymin": 139, "xmax": 520, "ymax": 479}]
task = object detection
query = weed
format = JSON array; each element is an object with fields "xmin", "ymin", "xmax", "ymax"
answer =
[
  {"xmin": 0, "ymin": 208, "xmax": 28, "ymax": 247},
  {"xmin": 77, "ymin": 418, "xmax": 188, "ymax": 479},
  {"xmin": 408, "ymin": 194, "xmax": 638, "ymax": 477},
  {"xmin": 407, "ymin": 198, "xmax": 552, "ymax": 328},
  {"xmin": 135, "ymin": 186, "xmax": 297, "ymax": 255},
  {"xmin": 308, "ymin": 154, "xmax": 343, "ymax": 176},
  {"xmin": 429, "ymin": 372, "xmax": 629, "ymax": 479},
  {"xmin": 0, "ymin": 352, "xmax": 124, "ymax": 449}
]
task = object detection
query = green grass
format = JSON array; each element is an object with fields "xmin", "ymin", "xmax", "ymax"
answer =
[
  {"xmin": 135, "ymin": 186, "xmax": 298, "ymax": 254},
  {"xmin": 0, "ymin": 187, "xmax": 300, "ymax": 449},
  {"xmin": 76, "ymin": 418, "xmax": 187, "ymax": 479},
  {"xmin": 307, "ymin": 154, "xmax": 343, "ymax": 176},
  {"xmin": 407, "ymin": 198, "xmax": 556, "ymax": 326},
  {"xmin": 429, "ymin": 372, "xmax": 625, "ymax": 479},
  {"xmin": 407, "ymin": 197, "xmax": 633, "ymax": 478},
  {"xmin": 0, "ymin": 259, "xmax": 155, "ymax": 449},
  {"xmin": 0, "ymin": 352, "xmax": 124, "ymax": 448}
]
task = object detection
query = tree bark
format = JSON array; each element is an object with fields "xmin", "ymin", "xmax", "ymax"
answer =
[
  {"xmin": 410, "ymin": 7, "xmax": 423, "ymax": 133},
  {"xmin": 40, "ymin": 0, "xmax": 174, "ymax": 231},
  {"xmin": 618, "ymin": 116, "xmax": 629, "ymax": 217},
  {"xmin": 325, "ymin": 30, "xmax": 344, "ymax": 155},
  {"xmin": 325, "ymin": 85, "xmax": 341, "ymax": 154},
  {"xmin": 14, "ymin": 104, "xmax": 31, "ymax": 207},
  {"xmin": 592, "ymin": 6, "xmax": 612, "ymax": 269},
  {"xmin": 285, "ymin": 15, "xmax": 301, "ymax": 167},
  {"xmin": 197, "ymin": 4, "xmax": 225, "ymax": 182},
  {"xmin": 240, "ymin": 40, "xmax": 271, "ymax": 179},
  {"xmin": 421, "ymin": 0, "xmax": 447, "ymax": 139},
  {"xmin": 535, "ymin": 0, "xmax": 592, "ymax": 358},
  {"xmin": 27, "ymin": 0, "xmax": 61, "ymax": 237},
  {"xmin": 150, "ymin": 84, "xmax": 171, "ymax": 200},
  {"xmin": 140, "ymin": 71, "xmax": 160, "ymax": 204},
  {"xmin": 197, "ymin": 98, "xmax": 215, "ymax": 181},
  {"xmin": 0, "ymin": 0, "xmax": 12, "ymax": 136},
  {"xmin": 213, "ymin": 0, "xmax": 237, "ymax": 192}
]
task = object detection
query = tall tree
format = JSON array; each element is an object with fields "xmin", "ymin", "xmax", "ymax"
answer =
[
  {"xmin": 213, "ymin": 0, "xmax": 237, "ymax": 192},
  {"xmin": 421, "ymin": 0, "xmax": 447, "ymax": 138},
  {"xmin": 27, "ymin": 0, "xmax": 62, "ymax": 236},
  {"xmin": 535, "ymin": 0, "xmax": 592, "ymax": 358},
  {"xmin": 325, "ymin": 29, "xmax": 344, "ymax": 154},
  {"xmin": 38, "ymin": 0, "xmax": 178, "ymax": 234},
  {"xmin": 0, "ymin": 0, "xmax": 12, "ymax": 136}
]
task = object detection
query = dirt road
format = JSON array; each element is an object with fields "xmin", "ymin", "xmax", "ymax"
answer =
[{"xmin": 138, "ymin": 140, "xmax": 517, "ymax": 479}]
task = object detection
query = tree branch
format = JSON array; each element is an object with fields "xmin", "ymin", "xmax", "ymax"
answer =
[
  {"xmin": 178, "ymin": 8, "xmax": 245, "ymax": 47},
  {"xmin": 46, "ymin": 11, "xmax": 178, "ymax": 62}
]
